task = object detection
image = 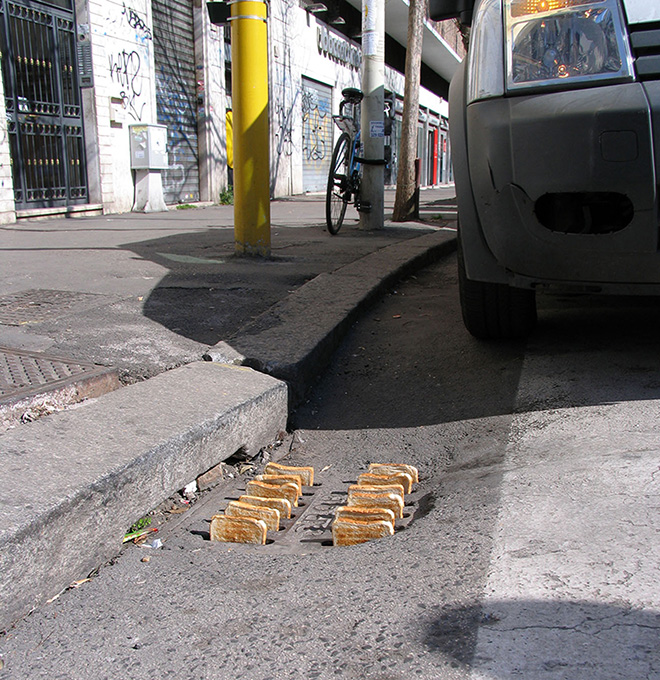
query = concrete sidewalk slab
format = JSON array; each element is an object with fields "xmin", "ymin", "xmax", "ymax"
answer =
[{"xmin": 0, "ymin": 362, "xmax": 287, "ymax": 631}]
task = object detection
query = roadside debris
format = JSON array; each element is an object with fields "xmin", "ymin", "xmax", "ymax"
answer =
[
  {"xmin": 122, "ymin": 527, "xmax": 157, "ymax": 544},
  {"xmin": 45, "ymin": 575, "xmax": 96, "ymax": 604},
  {"xmin": 70, "ymin": 579, "xmax": 91, "ymax": 588},
  {"xmin": 167, "ymin": 506, "xmax": 188, "ymax": 515}
]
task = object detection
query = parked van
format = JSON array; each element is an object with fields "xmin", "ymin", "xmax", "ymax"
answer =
[{"xmin": 431, "ymin": 0, "xmax": 660, "ymax": 338}]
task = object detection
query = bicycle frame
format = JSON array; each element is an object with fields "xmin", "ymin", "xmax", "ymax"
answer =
[{"xmin": 348, "ymin": 130, "xmax": 361, "ymax": 195}]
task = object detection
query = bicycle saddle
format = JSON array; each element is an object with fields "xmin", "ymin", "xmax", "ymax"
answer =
[{"xmin": 342, "ymin": 87, "xmax": 363, "ymax": 103}]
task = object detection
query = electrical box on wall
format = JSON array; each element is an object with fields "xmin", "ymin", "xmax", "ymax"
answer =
[{"xmin": 129, "ymin": 124, "xmax": 169, "ymax": 170}]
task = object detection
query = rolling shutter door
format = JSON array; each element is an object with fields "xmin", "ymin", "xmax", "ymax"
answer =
[
  {"xmin": 152, "ymin": 0, "xmax": 199, "ymax": 204},
  {"xmin": 301, "ymin": 77, "xmax": 332, "ymax": 193}
]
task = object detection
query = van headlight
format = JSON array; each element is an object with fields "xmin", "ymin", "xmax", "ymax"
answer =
[
  {"xmin": 505, "ymin": 0, "xmax": 634, "ymax": 91},
  {"xmin": 466, "ymin": 0, "xmax": 505, "ymax": 103}
]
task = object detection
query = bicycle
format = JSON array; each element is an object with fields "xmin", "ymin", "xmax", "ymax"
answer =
[{"xmin": 325, "ymin": 87, "xmax": 370, "ymax": 235}]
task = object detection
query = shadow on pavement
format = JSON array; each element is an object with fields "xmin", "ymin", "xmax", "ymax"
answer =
[
  {"xmin": 424, "ymin": 599, "xmax": 660, "ymax": 678},
  {"xmin": 292, "ymin": 255, "xmax": 660, "ymax": 430},
  {"xmin": 122, "ymin": 222, "xmax": 432, "ymax": 345},
  {"xmin": 291, "ymin": 255, "xmax": 527, "ymax": 430}
]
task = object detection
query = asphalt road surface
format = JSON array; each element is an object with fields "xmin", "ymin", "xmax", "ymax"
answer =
[{"xmin": 1, "ymin": 255, "xmax": 659, "ymax": 679}]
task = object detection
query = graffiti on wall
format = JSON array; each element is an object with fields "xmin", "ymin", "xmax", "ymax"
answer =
[
  {"xmin": 301, "ymin": 87, "xmax": 328, "ymax": 162},
  {"xmin": 109, "ymin": 49, "xmax": 145, "ymax": 121},
  {"xmin": 275, "ymin": 101, "xmax": 294, "ymax": 158},
  {"xmin": 122, "ymin": 2, "xmax": 153, "ymax": 41},
  {"xmin": 156, "ymin": 72, "xmax": 196, "ymax": 197},
  {"xmin": 273, "ymin": 43, "xmax": 295, "ymax": 160},
  {"xmin": 103, "ymin": 0, "xmax": 152, "ymax": 121}
]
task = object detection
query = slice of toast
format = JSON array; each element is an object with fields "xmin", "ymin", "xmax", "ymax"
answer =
[
  {"xmin": 264, "ymin": 462, "xmax": 314, "ymax": 486},
  {"xmin": 332, "ymin": 517, "xmax": 394, "ymax": 546},
  {"xmin": 246, "ymin": 479, "xmax": 300, "ymax": 507},
  {"xmin": 209, "ymin": 515, "xmax": 267, "ymax": 544},
  {"xmin": 254, "ymin": 474, "xmax": 303, "ymax": 494},
  {"xmin": 369, "ymin": 463, "xmax": 419, "ymax": 484},
  {"xmin": 348, "ymin": 483, "xmax": 405, "ymax": 501},
  {"xmin": 225, "ymin": 500, "xmax": 280, "ymax": 531},
  {"xmin": 347, "ymin": 490, "xmax": 404, "ymax": 518},
  {"xmin": 335, "ymin": 505, "xmax": 396, "ymax": 529},
  {"xmin": 238, "ymin": 494, "xmax": 292, "ymax": 519},
  {"xmin": 357, "ymin": 471, "xmax": 413, "ymax": 494}
]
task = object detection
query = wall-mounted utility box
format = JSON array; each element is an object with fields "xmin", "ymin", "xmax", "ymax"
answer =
[{"xmin": 129, "ymin": 124, "xmax": 168, "ymax": 170}]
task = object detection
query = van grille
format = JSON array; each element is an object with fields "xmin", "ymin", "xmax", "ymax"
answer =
[{"xmin": 629, "ymin": 21, "xmax": 660, "ymax": 80}]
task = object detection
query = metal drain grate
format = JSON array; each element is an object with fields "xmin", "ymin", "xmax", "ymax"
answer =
[
  {"xmin": 0, "ymin": 346, "xmax": 116, "ymax": 403},
  {"xmin": 187, "ymin": 482, "xmax": 426, "ymax": 554},
  {"xmin": 0, "ymin": 289, "xmax": 108, "ymax": 326}
]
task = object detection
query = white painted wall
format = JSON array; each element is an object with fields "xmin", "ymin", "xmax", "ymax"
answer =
[
  {"xmin": 0, "ymin": 75, "xmax": 16, "ymax": 224},
  {"xmin": 87, "ymin": 0, "xmax": 157, "ymax": 213},
  {"xmin": 194, "ymin": 9, "xmax": 227, "ymax": 203}
]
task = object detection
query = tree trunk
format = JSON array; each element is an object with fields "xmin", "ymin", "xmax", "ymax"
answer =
[{"xmin": 392, "ymin": 0, "xmax": 426, "ymax": 222}]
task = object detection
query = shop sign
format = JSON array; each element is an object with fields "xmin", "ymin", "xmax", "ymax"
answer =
[{"xmin": 317, "ymin": 26, "xmax": 361, "ymax": 71}]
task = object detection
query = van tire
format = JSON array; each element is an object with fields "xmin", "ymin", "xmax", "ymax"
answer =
[{"xmin": 457, "ymin": 241, "xmax": 537, "ymax": 340}]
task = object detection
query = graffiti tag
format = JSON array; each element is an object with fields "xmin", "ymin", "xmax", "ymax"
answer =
[
  {"xmin": 122, "ymin": 3, "xmax": 153, "ymax": 41},
  {"xmin": 109, "ymin": 50, "xmax": 145, "ymax": 121},
  {"xmin": 301, "ymin": 88, "xmax": 328, "ymax": 162},
  {"xmin": 275, "ymin": 103, "xmax": 294, "ymax": 158}
]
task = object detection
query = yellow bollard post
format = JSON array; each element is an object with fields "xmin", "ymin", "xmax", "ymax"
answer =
[{"xmin": 230, "ymin": 0, "xmax": 270, "ymax": 256}]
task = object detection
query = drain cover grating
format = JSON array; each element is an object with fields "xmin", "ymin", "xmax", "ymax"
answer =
[
  {"xmin": 0, "ymin": 346, "xmax": 117, "ymax": 403},
  {"xmin": 182, "ymin": 481, "xmax": 427, "ymax": 554},
  {"xmin": 0, "ymin": 289, "xmax": 108, "ymax": 326}
]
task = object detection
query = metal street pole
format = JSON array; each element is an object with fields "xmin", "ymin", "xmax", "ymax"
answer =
[
  {"xmin": 359, "ymin": 0, "xmax": 385, "ymax": 230},
  {"xmin": 230, "ymin": 0, "xmax": 271, "ymax": 256}
]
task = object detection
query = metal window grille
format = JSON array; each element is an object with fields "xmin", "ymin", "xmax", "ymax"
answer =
[{"xmin": 1, "ymin": 0, "xmax": 88, "ymax": 210}]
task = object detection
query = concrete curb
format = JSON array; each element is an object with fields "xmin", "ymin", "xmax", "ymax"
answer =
[
  {"xmin": 0, "ymin": 362, "xmax": 287, "ymax": 631},
  {"xmin": 205, "ymin": 229, "xmax": 457, "ymax": 405}
]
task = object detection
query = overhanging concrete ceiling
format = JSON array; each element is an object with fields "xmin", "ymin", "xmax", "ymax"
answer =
[{"xmin": 345, "ymin": 0, "xmax": 461, "ymax": 83}]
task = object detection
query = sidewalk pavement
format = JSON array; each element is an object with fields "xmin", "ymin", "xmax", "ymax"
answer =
[{"xmin": 0, "ymin": 187, "xmax": 457, "ymax": 631}]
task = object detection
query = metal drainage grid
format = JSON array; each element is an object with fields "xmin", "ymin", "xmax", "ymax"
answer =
[
  {"xmin": 184, "ymin": 481, "xmax": 431, "ymax": 554},
  {"xmin": 0, "ymin": 289, "xmax": 108, "ymax": 326},
  {"xmin": 0, "ymin": 346, "xmax": 112, "ymax": 403}
]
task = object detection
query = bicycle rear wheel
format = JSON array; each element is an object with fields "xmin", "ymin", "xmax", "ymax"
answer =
[{"xmin": 326, "ymin": 133, "xmax": 351, "ymax": 235}]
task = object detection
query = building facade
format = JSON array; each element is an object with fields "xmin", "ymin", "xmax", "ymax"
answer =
[{"xmin": 0, "ymin": 0, "xmax": 462, "ymax": 223}]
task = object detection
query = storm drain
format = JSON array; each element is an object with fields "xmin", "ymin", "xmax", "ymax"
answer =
[
  {"xmin": 200, "ymin": 480, "xmax": 429, "ymax": 554},
  {"xmin": 0, "ymin": 346, "xmax": 119, "ymax": 427}
]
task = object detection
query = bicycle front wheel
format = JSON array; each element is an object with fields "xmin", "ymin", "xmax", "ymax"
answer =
[{"xmin": 326, "ymin": 133, "xmax": 351, "ymax": 235}]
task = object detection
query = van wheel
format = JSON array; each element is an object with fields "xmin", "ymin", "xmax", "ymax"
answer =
[{"xmin": 457, "ymin": 242, "xmax": 537, "ymax": 340}]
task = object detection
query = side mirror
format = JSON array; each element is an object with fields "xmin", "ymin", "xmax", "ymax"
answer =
[{"xmin": 428, "ymin": 0, "xmax": 475, "ymax": 24}]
